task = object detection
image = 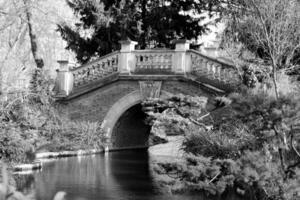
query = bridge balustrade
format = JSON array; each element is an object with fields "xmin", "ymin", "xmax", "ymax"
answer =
[
  {"xmin": 55, "ymin": 40, "xmax": 240, "ymax": 97},
  {"xmin": 134, "ymin": 50, "xmax": 173, "ymax": 74},
  {"xmin": 189, "ymin": 50, "xmax": 240, "ymax": 85},
  {"xmin": 71, "ymin": 52, "xmax": 119, "ymax": 88}
]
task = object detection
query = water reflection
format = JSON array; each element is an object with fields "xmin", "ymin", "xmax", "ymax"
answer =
[
  {"xmin": 15, "ymin": 150, "xmax": 245, "ymax": 200},
  {"xmin": 16, "ymin": 150, "xmax": 184, "ymax": 200}
]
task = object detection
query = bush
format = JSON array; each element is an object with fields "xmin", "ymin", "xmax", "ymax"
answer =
[
  {"xmin": 183, "ymin": 124, "xmax": 255, "ymax": 159},
  {"xmin": 51, "ymin": 120, "xmax": 105, "ymax": 151},
  {"xmin": 0, "ymin": 70, "xmax": 106, "ymax": 163},
  {"xmin": 0, "ymin": 122, "xmax": 33, "ymax": 164}
]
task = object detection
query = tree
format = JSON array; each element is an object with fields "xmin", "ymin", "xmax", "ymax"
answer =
[
  {"xmin": 23, "ymin": 0, "xmax": 44, "ymax": 69},
  {"xmin": 57, "ymin": 0, "xmax": 220, "ymax": 63},
  {"xmin": 222, "ymin": 0, "xmax": 300, "ymax": 98},
  {"xmin": 0, "ymin": 0, "xmax": 76, "ymax": 94}
]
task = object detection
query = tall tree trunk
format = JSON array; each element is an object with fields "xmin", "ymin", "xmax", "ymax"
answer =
[
  {"xmin": 271, "ymin": 63, "xmax": 279, "ymax": 100},
  {"xmin": 23, "ymin": 0, "xmax": 44, "ymax": 69},
  {"xmin": 140, "ymin": 0, "xmax": 147, "ymax": 49}
]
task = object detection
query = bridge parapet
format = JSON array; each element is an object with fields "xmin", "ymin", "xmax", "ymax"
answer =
[
  {"xmin": 133, "ymin": 50, "xmax": 173, "ymax": 74},
  {"xmin": 71, "ymin": 51, "xmax": 119, "ymax": 88},
  {"xmin": 55, "ymin": 40, "xmax": 240, "ymax": 97},
  {"xmin": 189, "ymin": 50, "xmax": 240, "ymax": 85}
]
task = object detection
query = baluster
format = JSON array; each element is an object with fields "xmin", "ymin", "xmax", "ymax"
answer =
[
  {"xmin": 107, "ymin": 59, "xmax": 112, "ymax": 73},
  {"xmin": 206, "ymin": 62, "xmax": 212, "ymax": 77},
  {"xmin": 149, "ymin": 55, "xmax": 153, "ymax": 69},
  {"xmin": 92, "ymin": 64, "xmax": 98, "ymax": 80},
  {"xmin": 227, "ymin": 69, "xmax": 234, "ymax": 84},
  {"xmin": 143, "ymin": 55, "xmax": 147, "ymax": 69},
  {"xmin": 86, "ymin": 67, "xmax": 93, "ymax": 82},
  {"xmin": 195, "ymin": 58, "xmax": 203, "ymax": 73},
  {"xmin": 104, "ymin": 61, "xmax": 109, "ymax": 74},
  {"xmin": 168, "ymin": 54, "xmax": 172, "ymax": 69},
  {"xmin": 198, "ymin": 60, "xmax": 208, "ymax": 75},
  {"xmin": 152, "ymin": 54, "xmax": 156, "ymax": 70},
  {"xmin": 191, "ymin": 55, "xmax": 197, "ymax": 71},
  {"xmin": 191, "ymin": 56, "xmax": 198, "ymax": 72},
  {"xmin": 136, "ymin": 55, "xmax": 140, "ymax": 70},
  {"xmin": 211, "ymin": 64, "xmax": 216, "ymax": 79},
  {"xmin": 164, "ymin": 54, "xmax": 169, "ymax": 70},
  {"xmin": 230, "ymin": 70, "xmax": 240, "ymax": 84},
  {"xmin": 215, "ymin": 65, "xmax": 221, "ymax": 80},
  {"xmin": 158, "ymin": 54, "xmax": 163, "ymax": 70},
  {"xmin": 73, "ymin": 72, "xmax": 78, "ymax": 86},
  {"xmin": 153, "ymin": 54, "xmax": 157, "ymax": 68},
  {"xmin": 219, "ymin": 67, "xmax": 226, "ymax": 82},
  {"xmin": 113, "ymin": 55, "xmax": 118, "ymax": 71},
  {"xmin": 164, "ymin": 54, "xmax": 168, "ymax": 70},
  {"xmin": 78, "ymin": 70, "xmax": 84, "ymax": 85},
  {"xmin": 221, "ymin": 68, "xmax": 229, "ymax": 83},
  {"xmin": 94, "ymin": 63, "xmax": 100, "ymax": 78},
  {"xmin": 81, "ymin": 69, "xmax": 86, "ymax": 83}
]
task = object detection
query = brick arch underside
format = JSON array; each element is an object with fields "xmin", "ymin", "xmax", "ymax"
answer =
[{"xmin": 102, "ymin": 90, "xmax": 171, "ymax": 149}]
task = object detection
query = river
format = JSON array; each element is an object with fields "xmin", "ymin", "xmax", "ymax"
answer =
[{"xmin": 15, "ymin": 150, "xmax": 240, "ymax": 200}]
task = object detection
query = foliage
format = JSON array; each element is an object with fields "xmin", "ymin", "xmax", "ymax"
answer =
[
  {"xmin": 223, "ymin": 0, "xmax": 300, "ymax": 67},
  {"xmin": 183, "ymin": 123, "xmax": 255, "ymax": 159},
  {"xmin": 146, "ymin": 86, "xmax": 300, "ymax": 199},
  {"xmin": 154, "ymin": 154, "xmax": 238, "ymax": 196},
  {"xmin": 0, "ymin": 122, "xmax": 34, "ymax": 164},
  {"xmin": 221, "ymin": 0, "xmax": 300, "ymax": 98},
  {"xmin": 155, "ymin": 151, "xmax": 300, "ymax": 199},
  {"xmin": 58, "ymin": 0, "xmax": 220, "ymax": 63},
  {"xmin": 0, "ymin": 70, "xmax": 105, "ymax": 164},
  {"xmin": 0, "ymin": 0, "xmax": 75, "ymax": 94},
  {"xmin": 51, "ymin": 120, "xmax": 105, "ymax": 151},
  {"xmin": 142, "ymin": 95, "xmax": 210, "ymax": 144}
]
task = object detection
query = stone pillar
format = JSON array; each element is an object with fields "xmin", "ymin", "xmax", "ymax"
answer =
[
  {"xmin": 55, "ymin": 59, "xmax": 74, "ymax": 96},
  {"xmin": 172, "ymin": 39, "xmax": 190, "ymax": 74},
  {"xmin": 118, "ymin": 40, "xmax": 137, "ymax": 74}
]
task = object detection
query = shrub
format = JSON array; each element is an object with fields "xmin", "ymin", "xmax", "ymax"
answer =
[
  {"xmin": 52, "ymin": 120, "xmax": 105, "ymax": 151},
  {"xmin": 183, "ymin": 124, "xmax": 255, "ymax": 159},
  {"xmin": 0, "ymin": 122, "xmax": 33, "ymax": 164}
]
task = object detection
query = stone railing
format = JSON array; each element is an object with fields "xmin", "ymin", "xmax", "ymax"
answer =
[
  {"xmin": 134, "ymin": 50, "xmax": 173, "ymax": 74},
  {"xmin": 55, "ymin": 40, "xmax": 240, "ymax": 96},
  {"xmin": 189, "ymin": 50, "xmax": 240, "ymax": 85},
  {"xmin": 71, "ymin": 51, "xmax": 119, "ymax": 88}
]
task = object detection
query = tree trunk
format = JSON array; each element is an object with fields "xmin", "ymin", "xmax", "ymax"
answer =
[
  {"xmin": 271, "ymin": 60, "xmax": 279, "ymax": 100},
  {"xmin": 140, "ymin": 0, "xmax": 147, "ymax": 49},
  {"xmin": 272, "ymin": 69, "xmax": 279, "ymax": 99},
  {"xmin": 23, "ymin": 0, "xmax": 44, "ymax": 69}
]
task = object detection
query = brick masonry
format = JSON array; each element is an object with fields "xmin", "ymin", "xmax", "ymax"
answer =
[{"xmin": 59, "ymin": 79, "xmax": 214, "ymax": 148}]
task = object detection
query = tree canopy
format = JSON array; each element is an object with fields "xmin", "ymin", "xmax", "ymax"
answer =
[
  {"xmin": 57, "ymin": 0, "xmax": 220, "ymax": 63},
  {"xmin": 222, "ymin": 0, "xmax": 300, "ymax": 68}
]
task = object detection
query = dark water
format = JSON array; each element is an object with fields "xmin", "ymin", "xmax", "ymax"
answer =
[{"xmin": 16, "ymin": 150, "xmax": 240, "ymax": 200}]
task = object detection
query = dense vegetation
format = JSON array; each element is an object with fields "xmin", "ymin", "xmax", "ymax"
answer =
[
  {"xmin": 144, "ymin": 77, "xmax": 300, "ymax": 199},
  {"xmin": 0, "ymin": 70, "xmax": 105, "ymax": 165}
]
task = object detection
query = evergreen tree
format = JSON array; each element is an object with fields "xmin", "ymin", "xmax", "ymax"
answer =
[{"xmin": 57, "ymin": 0, "xmax": 219, "ymax": 63}]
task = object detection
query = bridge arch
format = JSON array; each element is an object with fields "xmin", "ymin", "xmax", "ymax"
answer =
[{"xmin": 102, "ymin": 90, "xmax": 171, "ymax": 149}]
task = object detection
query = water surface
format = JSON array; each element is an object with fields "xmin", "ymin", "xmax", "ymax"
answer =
[{"xmin": 16, "ymin": 150, "xmax": 239, "ymax": 200}]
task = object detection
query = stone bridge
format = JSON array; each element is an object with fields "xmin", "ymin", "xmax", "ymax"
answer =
[{"xmin": 55, "ymin": 40, "xmax": 240, "ymax": 150}]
